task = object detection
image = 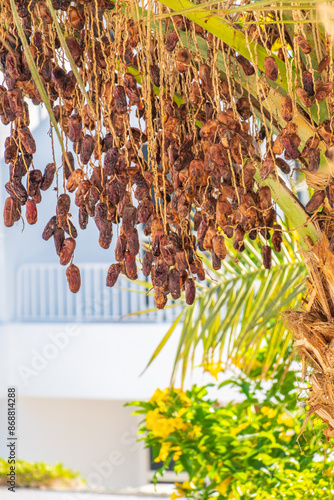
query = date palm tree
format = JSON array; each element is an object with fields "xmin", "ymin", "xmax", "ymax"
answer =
[{"xmin": 6, "ymin": 0, "xmax": 334, "ymax": 430}]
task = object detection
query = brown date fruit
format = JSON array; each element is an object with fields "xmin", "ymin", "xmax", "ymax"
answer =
[
  {"xmin": 236, "ymin": 54, "xmax": 255, "ymax": 76},
  {"xmin": 296, "ymin": 87, "xmax": 312, "ymax": 107},
  {"xmin": 7, "ymin": 88, "xmax": 24, "ymax": 117},
  {"xmin": 302, "ymin": 70, "xmax": 314, "ymax": 96},
  {"xmin": 34, "ymin": 1, "xmax": 52, "ymax": 23},
  {"xmin": 281, "ymin": 95, "xmax": 293, "ymax": 122},
  {"xmin": 169, "ymin": 268, "xmax": 181, "ymax": 300},
  {"xmin": 4, "ymin": 197, "xmax": 16, "ymax": 227},
  {"xmin": 199, "ymin": 64, "xmax": 213, "ymax": 94},
  {"xmin": 85, "ymin": 186, "xmax": 100, "ymax": 217},
  {"xmin": 4, "ymin": 139, "xmax": 17, "ymax": 164},
  {"xmin": 40, "ymin": 163, "xmax": 56, "ymax": 191},
  {"xmin": 60, "ymin": 237, "xmax": 76, "ymax": 265},
  {"xmin": 80, "ymin": 135, "xmax": 95, "ymax": 165},
  {"xmin": 149, "ymin": 65, "xmax": 160, "ymax": 87},
  {"xmin": 176, "ymin": 49, "xmax": 190, "ymax": 73},
  {"xmin": 236, "ymin": 97, "xmax": 252, "ymax": 121},
  {"xmin": 63, "ymin": 152, "xmax": 74, "ymax": 179},
  {"xmin": 99, "ymin": 221, "xmax": 113, "ymax": 249},
  {"xmin": 25, "ymin": 199, "xmax": 38, "ymax": 225},
  {"xmin": 166, "ymin": 30, "xmax": 178, "ymax": 52},
  {"xmin": 175, "ymin": 250, "xmax": 187, "ymax": 271},
  {"xmin": 160, "ymin": 236, "xmax": 176, "ymax": 266},
  {"xmin": 124, "ymin": 250, "xmax": 138, "ymax": 280},
  {"xmin": 6, "ymin": 52, "xmax": 22, "ymax": 80},
  {"xmin": 233, "ymin": 227, "xmax": 245, "ymax": 251},
  {"xmin": 95, "ymin": 202, "xmax": 108, "ymax": 231},
  {"xmin": 17, "ymin": 126, "xmax": 36, "ymax": 154},
  {"xmin": 295, "ymin": 34, "xmax": 311, "ymax": 54},
  {"xmin": 264, "ymin": 56, "xmax": 278, "ymax": 81},
  {"xmin": 272, "ymin": 225, "xmax": 282, "ymax": 252},
  {"xmin": 68, "ymin": 114, "xmax": 82, "ymax": 142},
  {"xmin": 302, "ymin": 136, "xmax": 320, "ymax": 158},
  {"xmin": 318, "ymin": 55, "xmax": 330, "ymax": 73},
  {"xmin": 128, "ymin": 228, "xmax": 140, "ymax": 256},
  {"xmin": 282, "ymin": 135, "xmax": 300, "ymax": 159},
  {"xmin": 27, "ymin": 170, "xmax": 42, "ymax": 197},
  {"xmin": 5, "ymin": 179, "xmax": 28, "ymax": 205},
  {"xmin": 57, "ymin": 194, "xmax": 71, "ymax": 220},
  {"xmin": 75, "ymin": 180, "xmax": 91, "ymax": 207},
  {"xmin": 115, "ymin": 234, "xmax": 127, "ymax": 261},
  {"xmin": 106, "ymin": 263, "xmax": 121, "ymax": 287},
  {"xmin": 154, "ymin": 288, "xmax": 168, "ymax": 310},
  {"xmin": 66, "ymin": 264, "xmax": 81, "ymax": 293},
  {"xmin": 154, "ymin": 261, "xmax": 169, "ymax": 287},
  {"xmin": 315, "ymin": 82, "xmax": 333, "ymax": 102},
  {"xmin": 104, "ymin": 148, "xmax": 119, "ymax": 176},
  {"xmin": 211, "ymin": 250, "xmax": 221, "ymax": 271},
  {"xmin": 122, "ymin": 205, "xmax": 137, "ymax": 236},
  {"xmin": 185, "ymin": 278, "xmax": 196, "ymax": 305},
  {"xmin": 42, "ymin": 216, "xmax": 57, "ymax": 240},
  {"xmin": 260, "ymin": 155, "xmax": 275, "ymax": 180},
  {"xmin": 78, "ymin": 205, "xmax": 89, "ymax": 230},
  {"xmin": 308, "ymin": 148, "xmax": 320, "ymax": 172},
  {"xmin": 54, "ymin": 227, "xmax": 65, "ymax": 256},
  {"xmin": 65, "ymin": 36, "xmax": 82, "ymax": 66},
  {"xmin": 62, "ymin": 219, "xmax": 78, "ymax": 239},
  {"xmin": 262, "ymin": 245, "xmax": 272, "ymax": 270},
  {"xmin": 123, "ymin": 73, "xmax": 137, "ymax": 89},
  {"xmin": 114, "ymin": 86, "xmax": 127, "ymax": 114},
  {"xmin": 212, "ymin": 234, "xmax": 227, "ymax": 260},
  {"xmin": 275, "ymin": 158, "xmax": 291, "ymax": 175},
  {"xmin": 67, "ymin": 169, "xmax": 85, "ymax": 193},
  {"xmin": 142, "ymin": 251, "xmax": 153, "ymax": 277},
  {"xmin": 68, "ymin": 6, "xmax": 85, "ymax": 30},
  {"xmin": 258, "ymin": 186, "xmax": 271, "ymax": 210},
  {"xmin": 305, "ymin": 190, "xmax": 325, "ymax": 214}
]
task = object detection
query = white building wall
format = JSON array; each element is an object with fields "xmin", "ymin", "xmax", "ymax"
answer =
[{"xmin": 4, "ymin": 397, "xmax": 148, "ymax": 491}]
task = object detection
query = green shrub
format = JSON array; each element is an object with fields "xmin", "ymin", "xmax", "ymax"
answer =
[
  {"xmin": 130, "ymin": 368, "xmax": 334, "ymax": 499},
  {"xmin": 0, "ymin": 459, "xmax": 84, "ymax": 489}
]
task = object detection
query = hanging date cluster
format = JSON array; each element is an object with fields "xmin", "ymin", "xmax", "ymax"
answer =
[{"xmin": 1, "ymin": 0, "xmax": 333, "ymax": 308}]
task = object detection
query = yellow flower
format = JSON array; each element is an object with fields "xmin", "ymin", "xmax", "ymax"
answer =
[
  {"xmin": 171, "ymin": 492, "xmax": 183, "ymax": 500},
  {"xmin": 277, "ymin": 412, "xmax": 294, "ymax": 427},
  {"xmin": 172, "ymin": 446, "xmax": 182, "ymax": 461},
  {"xmin": 173, "ymin": 416, "xmax": 188, "ymax": 431},
  {"xmin": 175, "ymin": 481, "xmax": 192, "ymax": 494},
  {"xmin": 261, "ymin": 406, "xmax": 278, "ymax": 419},
  {"xmin": 155, "ymin": 442, "xmax": 171, "ymax": 462},
  {"xmin": 188, "ymin": 424, "xmax": 202, "ymax": 439},
  {"xmin": 216, "ymin": 477, "xmax": 232, "ymax": 496},
  {"xmin": 146, "ymin": 408, "xmax": 187, "ymax": 439},
  {"xmin": 150, "ymin": 388, "xmax": 170, "ymax": 410},
  {"xmin": 279, "ymin": 430, "xmax": 294, "ymax": 442},
  {"xmin": 270, "ymin": 37, "xmax": 292, "ymax": 53},
  {"xmin": 179, "ymin": 391, "xmax": 192, "ymax": 407},
  {"xmin": 178, "ymin": 408, "xmax": 188, "ymax": 417},
  {"xmin": 203, "ymin": 361, "xmax": 224, "ymax": 380},
  {"xmin": 231, "ymin": 422, "xmax": 248, "ymax": 436}
]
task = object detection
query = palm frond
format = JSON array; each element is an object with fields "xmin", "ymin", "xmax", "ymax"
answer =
[{"xmin": 143, "ymin": 231, "xmax": 306, "ymax": 383}]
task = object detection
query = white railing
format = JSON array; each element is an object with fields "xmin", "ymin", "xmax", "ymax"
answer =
[{"xmin": 16, "ymin": 263, "xmax": 183, "ymax": 323}]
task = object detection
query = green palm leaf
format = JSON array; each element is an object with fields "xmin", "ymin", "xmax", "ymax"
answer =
[{"xmin": 142, "ymin": 231, "xmax": 306, "ymax": 383}]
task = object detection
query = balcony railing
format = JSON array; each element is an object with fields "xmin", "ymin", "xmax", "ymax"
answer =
[{"xmin": 16, "ymin": 263, "xmax": 183, "ymax": 323}]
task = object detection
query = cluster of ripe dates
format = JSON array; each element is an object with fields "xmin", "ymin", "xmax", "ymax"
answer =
[{"xmin": 1, "ymin": 0, "xmax": 333, "ymax": 308}]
